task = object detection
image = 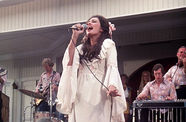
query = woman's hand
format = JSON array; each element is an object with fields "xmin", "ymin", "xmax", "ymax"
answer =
[
  {"xmin": 107, "ymin": 85, "xmax": 121, "ymax": 97},
  {"xmin": 68, "ymin": 23, "xmax": 85, "ymax": 66},
  {"xmin": 71, "ymin": 23, "xmax": 85, "ymax": 43}
]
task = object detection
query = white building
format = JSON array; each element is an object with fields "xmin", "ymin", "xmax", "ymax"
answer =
[{"xmin": 0, "ymin": 0, "xmax": 185, "ymax": 121}]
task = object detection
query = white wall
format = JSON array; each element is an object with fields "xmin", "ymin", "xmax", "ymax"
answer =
[{"xmin": 0, "ymin": 0, "xmax": 185, "ymax": 32}]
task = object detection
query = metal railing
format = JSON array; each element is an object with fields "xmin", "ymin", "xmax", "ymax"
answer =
[{"xmin": 132, "ymin": 100, "xmax": 186, "ymax": 122}]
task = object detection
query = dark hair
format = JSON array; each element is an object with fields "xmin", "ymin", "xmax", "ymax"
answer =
[
  {"xmin": 120, "ymin": 74, "xmax": 129, "ymax": 85},
  {"xmin": 80, "ymin": 15, "xmax": 111, "ymax": 63},
  {"xmin": 152, "ymin": 63, "xmax": 165, "ymax": 75},
  {"xmin": 120, "ymin": 74, "xmax": 129, "ymax": 80}
]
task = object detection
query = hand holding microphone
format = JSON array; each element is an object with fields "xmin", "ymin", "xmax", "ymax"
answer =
[
  {"xmin": 68, "ymin": 23, "xmax": 87, "ymax": 66},
  {"xmin": 70, "ymin": 24, "xmax": 87, "ymax": 31},
  {"xmin": 70, "ymin": 23, "xmax": 87, "ymax": 43}
]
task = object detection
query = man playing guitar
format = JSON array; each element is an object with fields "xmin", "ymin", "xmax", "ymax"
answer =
[{"xmin": 35, "ymin": 58, "xmax": 61, "ymax": 117}]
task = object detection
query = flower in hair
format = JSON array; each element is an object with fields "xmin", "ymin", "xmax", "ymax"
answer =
[{"xmin": 109, "ymin": 22, "xmax": 116, "ymax": 37}]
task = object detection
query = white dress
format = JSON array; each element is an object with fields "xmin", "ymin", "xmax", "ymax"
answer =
[{"xmin": 56, "ymin": 39, "xmax": 127, "ymax": 122}]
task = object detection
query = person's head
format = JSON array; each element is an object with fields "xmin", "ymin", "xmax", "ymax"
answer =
[
  {"xmin": 85, "ymin": 15, "xmax": 110, "ymax": 38},
  {"xmin": 120, "ymin": 74, "xmax": 129, "ymax": 89},
  {"xmin": 152, "ymin": 64, "xmax": 165, "ymax": 82},
  {"xmin": 42, "ymin": 58, "xmax": 54, "ymax": 72},
  {"xmin": 141, "ymin": 71, "xmax": 151, "ymax": 84},
  {"xmin": 177, "ymin": 46, "xmax": 186, "ymax": 63},
  {"xmin": 80, "ymin": 15, "xmax": 111, "ymax": 62}
]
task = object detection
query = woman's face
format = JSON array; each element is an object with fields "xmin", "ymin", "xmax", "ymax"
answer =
[
  {"xmin": 143, "ymin": 72, "xmax": 149, "ymax": 83},
  {"xmin": 86, "ymin": 17, "xmax": 103, "ymax": 37}
]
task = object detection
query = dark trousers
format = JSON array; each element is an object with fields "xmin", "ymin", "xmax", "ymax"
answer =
[{"xmin": 36, "ymin": 101, "xmax": 50, "ymax": 112}]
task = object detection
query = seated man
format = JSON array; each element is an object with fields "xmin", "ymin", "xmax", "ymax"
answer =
[
  {"xmin": 136, "ymin": 64, "xmax": 177, "ymax": 121},
  {"xmin": 164, "ymin": 46, "xmax": 186, "ymax": 88},
  {"xmin": 137, "ymin": 63, "xmax": 177, "ymax": 101}
]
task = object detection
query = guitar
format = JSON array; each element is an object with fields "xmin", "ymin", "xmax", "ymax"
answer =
[
  {"xmin": 35, "ymin": 81, "xmax": 59, "ymax": 106},
  {"xmin": 35, "ymin": 85, "xmax": 49, "ymax": 106},
  {"xmin": 35, "ymin": 71, "xmax": 58, "ymax": 106}
]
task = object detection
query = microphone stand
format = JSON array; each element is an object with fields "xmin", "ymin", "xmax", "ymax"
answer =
[
  {"xmin": 49, "ymin": 71, "xmax": 56, "ymax": 120},
  {"xmin": 49, "ymin": 79, "xmax": 53, "ymax": 120}
]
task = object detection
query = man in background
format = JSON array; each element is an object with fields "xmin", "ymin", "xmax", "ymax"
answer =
[
  {"xmin": 164, "ymin": 46, "xmax": 186, "ymax": 88},
  {"xmin": 137, "ymin": 63, "xmax": 177, "ymax": 101},
  {"xmin": 137, "ymin": 64, "xmax": 177, "ymax": 122},
  {"xmin": 35, "ymin": 58, "xmax": 63, "ymax": 120},
  {"xmin": 0, "ymin": 67, "xmax": 7, "ymax": 122}
]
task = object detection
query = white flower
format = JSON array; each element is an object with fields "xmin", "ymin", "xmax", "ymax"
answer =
[{"xmin": 109, "ymin": 22, "xmax": 116, "ymax": 37}]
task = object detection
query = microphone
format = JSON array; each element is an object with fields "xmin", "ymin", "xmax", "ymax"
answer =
[{"xmin": 69, "ymin": 24, "xmax": 87, "ymax": 31}]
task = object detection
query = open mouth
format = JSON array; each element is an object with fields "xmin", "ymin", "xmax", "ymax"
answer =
[{"xmin": 88, "ymin": 26, "xmax": 93, "ymax": 31}]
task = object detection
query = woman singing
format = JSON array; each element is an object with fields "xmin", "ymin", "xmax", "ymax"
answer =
[{"xmin": 57, "ymin": 15, "xmax": 126, "ymax": 122}]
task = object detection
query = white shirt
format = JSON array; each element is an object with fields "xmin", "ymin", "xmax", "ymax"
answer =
[{"xmin": 164, "ymin": 65, "xmax": 186, "ymax": 87}]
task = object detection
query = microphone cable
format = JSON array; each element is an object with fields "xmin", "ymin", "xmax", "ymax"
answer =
[{"xmin": 69, "ymin": 30, "xmax": 113, "ymax": 122}]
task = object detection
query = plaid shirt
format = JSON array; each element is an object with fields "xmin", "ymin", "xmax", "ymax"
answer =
[
  {"xmin": 140, "ymin": 79, "xmax": 177, "ymax": 100},
  {"xmin": 36, "ymin": 71, "xmax": 60, "ymax": 102},
  {"xmin": 164, "ymin": 65, "xmax": 186, "ymax": 87}
]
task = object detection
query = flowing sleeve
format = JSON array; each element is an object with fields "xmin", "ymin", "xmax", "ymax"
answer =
[
  {"xmin": 102, "ymin": 39, "xmax": 127, "ymax": 121},
  {"xmin": 56, "ymin": 45, "xmax": 80, "ymax": 114}
]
